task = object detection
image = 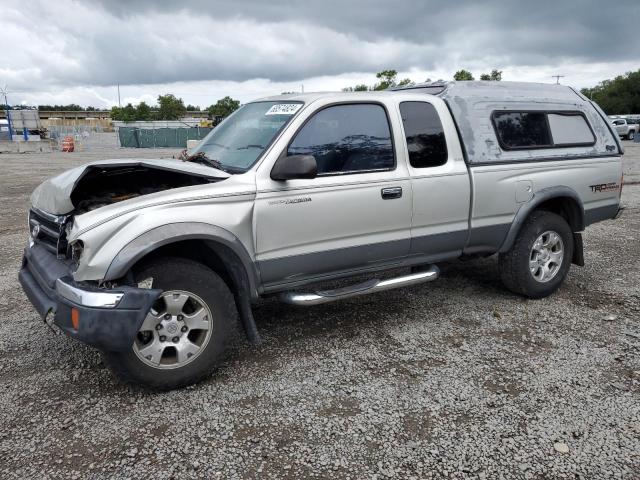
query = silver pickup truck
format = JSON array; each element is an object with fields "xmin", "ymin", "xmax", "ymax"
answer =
[
  {"xmin": 19, "ymin": 81, "xmax": 624, "ymax": 389},
  {"xmin": 610, "ymin": 117, "xmax": 637, "ymax": 140}
]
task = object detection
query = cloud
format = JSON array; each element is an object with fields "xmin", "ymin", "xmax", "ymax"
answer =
[{"xmin": 2, "ymin": 0, "xmax": 639, "ymax": 107}]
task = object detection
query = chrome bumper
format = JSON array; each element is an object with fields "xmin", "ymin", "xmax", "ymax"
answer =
[{"xmin": 55, "ymin": 278, "xmax": 124, "ymax": 308}]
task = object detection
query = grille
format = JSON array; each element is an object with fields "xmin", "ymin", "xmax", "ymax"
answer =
[{"xmin": 29, "ymin": 208, "xmax": 70, "ymax": 258}]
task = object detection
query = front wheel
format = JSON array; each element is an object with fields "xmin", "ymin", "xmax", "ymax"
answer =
[
  {"xmin": 499, "ymin": 211, "xmax": 573, "ymax": 299},
  {"xmin": 103, "ymin": 257, "xmax": 237, "ymax": 390},
  {"xmin": 628, "ymin": 130, "xmax": 635, "ymax": 141}
]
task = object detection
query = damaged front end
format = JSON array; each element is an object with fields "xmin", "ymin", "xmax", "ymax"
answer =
[
  {"xmin": 31, "ymin": 158, "xmax": 229, "ymax": 216},
  {"xmin": 20, "ymin": 158, "xmax": 230, "ymax": 351}
]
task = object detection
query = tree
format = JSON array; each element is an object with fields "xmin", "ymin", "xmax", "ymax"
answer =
[
  {"xmin": 342, "ymin": 84, "xmax": 369, "ymax": 92},
  {"xmin": 157, "ymin": 94, "xmax": 186, "ymax": 120},
  {"xmin": 581, "ymin": 69, "xmax": 640, "ymax": 114},
  {"xmin": 454, "ymin": 69, "xmax": 474, "ymax": 81},
  {"xmin": 135, "ymin": 101, "xmax": 152, "ymax": 120},
  {"xmin": 207, "ymin": 96, "xmax": 240, "ymax": 118},
  {"xmin": 185, "ymin": 104, "xmax": 201, "ymax": 111},
  {"xmin": 373, "ymin": 69, "xmax": 398, "ymax": 90},
  {"xmin": 480, "ymin": 69, "xmax": 502, "ymax": 81},
  {"xmin": 110, "ymin": 103, "xmax": 137, "ymax": 122},
  {"xmin": 397, "ymin": 78, "xmax": 414, "ymax": 87},
  {"xmin": 342, "ymin": 69, "xmax": 414, "ymax": 92}
]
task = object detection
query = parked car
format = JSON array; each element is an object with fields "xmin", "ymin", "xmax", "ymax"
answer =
[
  {"xmin": 19, "ymin": 81, "xmax": 624, "ymax": 389},
  {"xmin": 610, "ymin": 117, "xmax": 637, "ymax": 140}
]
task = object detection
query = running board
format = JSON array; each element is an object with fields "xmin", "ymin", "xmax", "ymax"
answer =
[{"xmin": 278, "ymin": 265, "xmax": 439, "ymax": 306}]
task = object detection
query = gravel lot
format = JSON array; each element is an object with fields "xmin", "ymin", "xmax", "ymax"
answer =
[{"xmin": 0, "ymin": 135, "xmax": 638, "ymax": 479}]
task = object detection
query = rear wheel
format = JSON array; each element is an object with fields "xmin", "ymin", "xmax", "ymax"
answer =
[
  {"xmin": 629, "ymin": 130, "xmax": 635, "ymax": 141},
  {"xmin": 103, "ymin": 257, "xmax": 237, "ymax": 390},
  {"xmin": 499, "ymin": 211, "xmax": 573, "ymax": 299}
]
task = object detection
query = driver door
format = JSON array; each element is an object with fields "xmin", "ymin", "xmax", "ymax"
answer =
[{"xmin": 254, "ymin": 101, "xmax": 412, "ymax": 288}]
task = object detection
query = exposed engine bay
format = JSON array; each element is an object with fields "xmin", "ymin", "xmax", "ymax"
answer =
[{"xmin": 70, "ymin": 165, "xmax": 215, "ymax": 214}]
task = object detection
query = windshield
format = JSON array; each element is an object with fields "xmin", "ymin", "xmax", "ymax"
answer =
[{"xmin": 192, "ymin": 101, "xmax": 303, "ymax": 172}]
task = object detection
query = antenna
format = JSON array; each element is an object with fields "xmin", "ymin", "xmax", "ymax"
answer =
[
  {"xmin": 0, "ymin": 85, "xmax": 14, "ymax": 139},
  {"xmin": 551, "ymin": 75, "xmax": 565, "ymax": 85}
]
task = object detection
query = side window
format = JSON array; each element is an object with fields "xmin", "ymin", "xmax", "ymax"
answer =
[
  {"xmin": 399, "ymin": 101, "xmax": 447, "ymax": 168},
  {"xmin": 548, "ymin": 113, "xmax": 595, "ymax": 146},
  {"xmin": 493, "ymin": 112, "xmax": 552, "ymax": 149},
  {"xmin": 287, "ymin": 104, "xmax": 394, "ymax": 174}
]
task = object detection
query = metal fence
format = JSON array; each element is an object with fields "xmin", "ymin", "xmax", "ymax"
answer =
[{"xmin": 117, "ymin": 127, "xmax": 212, "ymax": 148}]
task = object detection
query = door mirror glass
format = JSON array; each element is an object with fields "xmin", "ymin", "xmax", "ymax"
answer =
[{"xmin": 271, "ymin": 154, "xmax": 317, "ymax": 181}]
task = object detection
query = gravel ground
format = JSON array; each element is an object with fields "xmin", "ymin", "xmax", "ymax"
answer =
[{"xmin": 0, "ymin": 134, "xmax": 638, "ymax": 479}]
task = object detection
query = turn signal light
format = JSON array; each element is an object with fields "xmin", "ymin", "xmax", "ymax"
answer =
[{"xmin": 71, "ymin": 308, "xmax": 80, "ymax": 330}]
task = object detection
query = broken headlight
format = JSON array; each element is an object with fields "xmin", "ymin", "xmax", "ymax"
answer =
[{"xmin": 69, "ymin": 240, "xmax": 84, "ymax": 262}]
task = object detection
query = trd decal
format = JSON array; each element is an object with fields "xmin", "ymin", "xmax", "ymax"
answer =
[
  {"xmin": 589, "ymin": 182, "xmax": 620, "ymax": 193},
  {"xmin": 268, "ymin": 197, "xmax": 312, "ymax": 206}
]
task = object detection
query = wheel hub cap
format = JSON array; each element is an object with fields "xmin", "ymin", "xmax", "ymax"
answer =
[
  {"xmin": 133, "ymin": 290, "xmax": 213, "ymax": 370},
  {"xmin": 529, "ymin": 230, "xmax": 564, "ymax": 283}
]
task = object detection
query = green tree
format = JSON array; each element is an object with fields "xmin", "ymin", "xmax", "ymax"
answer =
[
  {"xmin": 454, "ymin": 69, "xmax": 474, "ymax": 81},
  {"xmin": 397, "ymin": 78, "xmax": 414, "ymax": 87},
  {"xmin": 342, "ymin": 84, "xmax": 369, "ymax": 92},
  {"xmin": 157, "ymin": 94, "xmax": 187, "ymax": 120},
  {"xmin": 185, "ymin": 104, "xmax": 201, "ymax": 111},
  {"xmin": 109, "ymin": 103, "xmax": 137, "ymax": 122},
  {"xmin": 374, "ymin": 69, "xmax": 398, "ymax": 90},
  {"xmin": 135, "ymin": 101, "xmax": 152, "ymax": 120},
  {"xmin": 581, "ymin": 69, "xmax": 640, "ymax": 114},
  {"xmin": 480, "ymin": 69, "xmax": 502, "ymax": 81},
  {"xmin": 207, "ymin": 96, "xmax": 240, "ymax": 118}
]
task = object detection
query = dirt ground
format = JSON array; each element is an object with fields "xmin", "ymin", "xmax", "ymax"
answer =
[{"xmin": 0, "ymin": 135, "xmax": 638, "ymax": 479}]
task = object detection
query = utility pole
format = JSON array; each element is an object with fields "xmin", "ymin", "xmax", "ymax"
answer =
[
  {"xmin": 0, "ymin": 85, "xmax": 13, "ymax": 140},
  {"xmin": 301, "ymin": 84, "xmax": 304, "ymax": 93},
  {"xmin": 117, "ymin": 83, "xmax": 121, "ymax": 107},
  {"xmin": 551, "ymin": 75, "xmax": 565, "ymax": 85}
]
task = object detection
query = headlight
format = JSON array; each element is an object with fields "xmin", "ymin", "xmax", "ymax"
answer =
[{"xmin": 70, "ymin": 240, "xmax": 84, "ymax": 262}]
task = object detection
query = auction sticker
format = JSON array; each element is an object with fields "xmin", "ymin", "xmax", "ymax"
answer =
[{"xmin": 265, "ymin": 104, "xmax": 303, "ymax": 115}]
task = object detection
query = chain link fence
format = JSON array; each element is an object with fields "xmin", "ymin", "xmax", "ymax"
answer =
[{"xmin": 117, "ymin": 127, "xmax": 212, "ymax": 148}]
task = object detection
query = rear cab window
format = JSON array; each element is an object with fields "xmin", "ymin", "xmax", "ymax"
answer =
[
  {"xmin": 492, "ymin": 111, "xmax": 595, "ymax": 150},
  {"xmin": 287, "ymin": 103, "xmax": 395, "ymax": 175},
  {"xmin": 399, "ymin": 101, "xmax": 448, "ymax": 168}
]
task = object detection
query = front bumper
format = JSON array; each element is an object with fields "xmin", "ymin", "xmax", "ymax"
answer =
[{"xmin": 18, "ymin": 244, "xmax": 161, "ymax": 352}]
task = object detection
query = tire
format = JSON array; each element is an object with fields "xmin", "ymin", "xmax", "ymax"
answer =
[
  {"xmin": 498, "ymin": 211, "xmax": 573, "ymax": 299},
  {"xmin": 629, "ymin": 130, "xmax": 635, "ymax": 141},
  {"xmin": 103, "ymin": 257, "xmax": 237, "ymax": 390}
]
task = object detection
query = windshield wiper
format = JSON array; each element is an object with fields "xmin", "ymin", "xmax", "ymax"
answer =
[{"xmin": 181, "ymin": 151, "xmax": 232, "ymax": 173}]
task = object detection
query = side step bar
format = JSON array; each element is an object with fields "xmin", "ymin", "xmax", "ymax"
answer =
[{"xmin": 278, "ymin": 265, "xmax": 439, "ymax": 306}]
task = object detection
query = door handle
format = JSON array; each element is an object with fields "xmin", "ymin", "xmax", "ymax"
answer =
[{"xmin": 381, "ymin": 186, "xmax": 402, "ymax": 199}]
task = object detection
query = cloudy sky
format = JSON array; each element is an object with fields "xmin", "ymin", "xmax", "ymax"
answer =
[{"xmin": 2, "ymin": 0, "xmax": 639, "ymax": 108}]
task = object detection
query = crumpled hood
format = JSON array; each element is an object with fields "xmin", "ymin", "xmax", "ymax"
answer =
[{"xmin": 30, "ymin": 158, "xmax": 230, "ymax": 215}]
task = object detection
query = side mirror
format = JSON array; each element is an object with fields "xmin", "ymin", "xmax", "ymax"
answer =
[{"xmin": 270, "ymin": 154, "xmax": 317, "ymax": 181}]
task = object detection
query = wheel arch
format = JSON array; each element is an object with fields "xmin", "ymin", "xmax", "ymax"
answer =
[
  {"xmin": 104, "ymin": 223, "xmax": 262, "ymax": 345},
  {"xmin": 104, "ymin": 223, "xmax": 259, "ymax": 295},
  {"xmin": 499, "ymin": 186, "xmax": 585, "ymax": 254}
]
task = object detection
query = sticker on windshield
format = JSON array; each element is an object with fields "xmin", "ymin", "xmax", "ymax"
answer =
[{"xmin": 265, "ymin": 104, "xmax": 302, "ymax": 116}]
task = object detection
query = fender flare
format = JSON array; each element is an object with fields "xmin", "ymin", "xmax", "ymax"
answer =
[
  {"xmin": 104, "ymin": 222, "xmax": 260, "ymax": 299},
  {"xmin": 498, "ymin": 186, "xmax": 585, "ymax": 253}
]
